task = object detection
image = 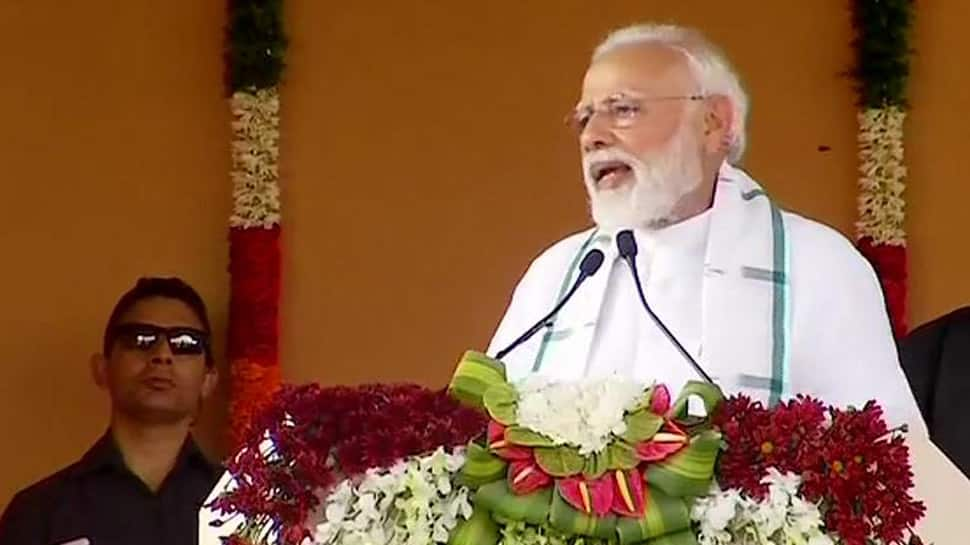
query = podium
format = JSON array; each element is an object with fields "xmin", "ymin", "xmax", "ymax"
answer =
[
  {"xmin": 909, "ymin": 435, "xmax": 968, "ymax": 542},
  {"xmin": 199, "ymin": 432, "xmax": 968, "ymax": 544}
]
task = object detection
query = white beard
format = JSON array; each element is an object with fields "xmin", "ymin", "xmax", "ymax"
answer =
[{"xmin": 583, "ymin": 123, "xmax": 704, "ymax": 230}]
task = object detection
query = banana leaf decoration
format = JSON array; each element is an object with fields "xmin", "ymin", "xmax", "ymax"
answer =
[{"xmin": 448, "ymin": 351, "xmax": 724, "ymax": 545}]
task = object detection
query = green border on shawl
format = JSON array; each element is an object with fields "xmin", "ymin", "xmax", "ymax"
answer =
[
  {"xmin": 742, "ymin": 188, "xmax": 791, "ymax": 405},
  {"xmin": 531, "ymin": 229, "xmax": 600, "ymax": 372},
  {"xmin": 768, "ymin": 204, "xmax": 791, "ymax": 405}
]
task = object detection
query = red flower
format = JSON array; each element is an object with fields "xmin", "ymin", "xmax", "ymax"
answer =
[
  {"xmin": 559, "ymin": 475, "xmax": 614, "ymax": 516},
  {"xmin": 610, "ymin": 469, "xmax": 647, "ymax": 517},
  {"xmin": 211, "ymin": 383, "xmax": 488, "ymax": 545},
  {"xmin": 651, "ymin": 384, "xmax": 672, "ymax": 415},
  {"xmin": 799, "ymin": 403, "xmax": 924, "ymax": 545},
  {"xmin": 713, "ymin": 395, "xmax": 925, "ymax": 545},
  {"xmin": 713, "ymin": 395, "xmax": 826, "ymax": 498},
  {"xmin": 508, "ymin": 459, "xmax": 552, "ymax": 494},
  {"xmin": 635, "ymin": 420, "xmax": 688, "ymax": 462},
  {"xmin": 487, "ymin": 421, "xmax": 532, "ymax": 461}
]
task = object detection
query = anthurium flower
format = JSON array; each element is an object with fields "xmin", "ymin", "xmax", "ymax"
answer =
[
  {"xmin": 651, "ymin": 384, "xmax": 671, "ymax": 415},
  {"xmin": 635, "ymin": 420, "xmax": 688, "ymax": 462},
  {"xmin": 507, "ymin": 459, "xmax": 552, "ymax": 495},
  {"xmin": 558, "ymin": 475, "xmax": 614, "ymax": 516},
  {"xmin": 488, "ymin": 421, "xmax": 531, "ymax": 461},
  {"xmin": 610, "ymin": 469, "xmax": 647, "ymax": 517}
]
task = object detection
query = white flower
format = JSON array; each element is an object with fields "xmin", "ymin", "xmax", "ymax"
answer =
[
  {"xmin": 325, "ymin": 500, "xmax": 349, "ymax": 523},
  {"xmin": 514, "ymin": 375, "xmax": 646, "ymax": 455},
  {"xmin": 856, "ymin": 106, "xmax": 907, "ymax": 245},
  {"xmin": 692, "ymin": 488, "xmax": 742, "ymax": 545},
  {"xmin": 808, "ymin": 533, "xmax": 836, "ymax": 545},
  {"xmin": 763, "ymin": 467, "xmax": 801, "ymax": 497},
  {"xmin": 312, "ymin": 448, "xmax": 471, "ymax": 545},
  {"xmin": 230, "ymin": 88, "xmax": 282, "ymax": 229},
  {"xmin": 692, "ymin": 475, "xmax": 835, "ymax": 545}
]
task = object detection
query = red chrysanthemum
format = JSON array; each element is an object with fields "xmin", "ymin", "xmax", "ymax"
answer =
[
  {"xmin": 714, "ymin": 396, "xmax": 924, "ymax": 545},
  {"xmin": 208, "ymin": 383, "xmax": 488, "ymax": 545}
]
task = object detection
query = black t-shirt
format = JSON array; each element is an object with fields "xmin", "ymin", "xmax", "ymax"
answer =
[{"xmin": 0, "ymin": 433, "xmax": 222, "ymax": 545}]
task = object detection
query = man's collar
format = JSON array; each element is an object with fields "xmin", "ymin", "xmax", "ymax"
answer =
[{"xmin": 71, "ymin": 429, "xmax": 218, "ymax": 478}]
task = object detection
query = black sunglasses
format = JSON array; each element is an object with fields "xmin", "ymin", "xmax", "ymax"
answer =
[{"xmin": 112, "ymin": 322, "xmax": 210, "ymax": 357}]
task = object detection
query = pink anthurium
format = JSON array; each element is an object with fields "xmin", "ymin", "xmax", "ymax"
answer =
[
  {"xmin": 508, "ymin": 459, "xmax": 552, "ymax": 495},
  {"xmin": 635, "ymin": 420, "xmax": 688, "ymax": 462},
  {"xmin": 559, "ymin": 475, "xmax": 614, "ymax": 516},
  {"xmin": 610, "ymin": 469, "xmax": 647, "ymax": 517},
  {"xmin": 488, "ymin": 421, "xmax": 531, "ymax": 461},
  {"xmin": 651, "ymin": 384, "xmax": 671, "ymax": 415}
]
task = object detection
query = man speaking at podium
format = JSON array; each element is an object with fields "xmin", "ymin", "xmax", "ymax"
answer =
[{"xmin": 487, "ymin": 23, "xmax": 925, "ymax": 434}]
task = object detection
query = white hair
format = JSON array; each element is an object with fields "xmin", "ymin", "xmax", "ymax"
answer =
[{"xmin": 592, "ymin": 24, "xmax": 749, "ymax": 164}]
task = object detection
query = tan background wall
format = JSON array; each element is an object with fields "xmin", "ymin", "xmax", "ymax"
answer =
[{"xmin": 1, "ymin": 1, "xmax": 967, "ymax": 506}]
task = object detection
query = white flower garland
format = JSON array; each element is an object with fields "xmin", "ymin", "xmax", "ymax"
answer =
[
  {"xmin": 312, "ymin": 448, "xmax": 473, "ymax": 545},
  {"xmin": 856, "ymin": 106, "xmax": 907, "ymax": 246},
  {"xmin": 691, "ymin": 469, "xmax": 833, "ymax": 545},
  {"xmin": 515, "ymin": 375, "xmax": 646, "ymax": 455},
  {"xmin": 230, "ymin": 87, "xmax": 282, "ymax": 229}
]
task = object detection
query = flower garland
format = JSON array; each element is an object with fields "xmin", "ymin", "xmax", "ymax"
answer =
[
  {"xmin": 226, "ymin": 0, "xmax": 288, "ymax": 449},
  {"xmin": 850, "ymin": 0, "xmax": 915, "ymax": 338}
]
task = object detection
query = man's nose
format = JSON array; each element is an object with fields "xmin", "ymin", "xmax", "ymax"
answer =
[{"xmin": 580, "ymin": 116, "xmax": 617, "ymax": 153}]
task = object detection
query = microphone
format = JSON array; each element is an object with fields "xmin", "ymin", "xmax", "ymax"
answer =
[
  {"xmin": 493, "ymin": 249, "xmax": 605, "ymax": 361},
  {"xmin": 616, "ymin": 230, "xmax": 715, "ymax": 384}
]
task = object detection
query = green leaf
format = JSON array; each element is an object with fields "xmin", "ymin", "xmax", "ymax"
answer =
[
  {"xmin": 505, "ymin": 426, "xmax": 556, "ymax": 447},
  {"xmin": 483, "ymin": 383, "xmax": 518, "ymax": 425},
  {"xmin": 473, "ymin": 480, "xmax": 552, "ymax": 526},
  {"xmin": 534, "ymin": 446, "xmax": 585, "ymax": 477},
  {"xmin": 668, "ymin": 381, "xmax": 724, "ymax": 421},
  {"xmin": 448, "ymin": 350, "xmax": 508, "ymax": 410},
  {"xmin": 644, "ymin": 430, "xmax": 722, "ymax": 497},
  {"xmin": 849, "ymin": 0, "xmax": 915, "ymax": 108},
  {"xmin": 583, "ymin": 450, "xmax": 611, "ymax": 480},
  {"xmin": 459, "ymin": 442, "xmax": 507, "ymax": 489},
  {"xmin": 606, "ymin": 441, "xmax": 639, "ymax": 471},
  {"xmin": 227, "ymin": 0, "xmax": 288, "ymax": 91},
  {"xmin": 620, "ymin": 409, "xmax": 664, "ymax": 444},
  {"xmin": 448, "ymin": 506, "xmax": 499, "ymax": 545},
  {"xmin": 644, "ymin": 529, "xmax": 698, "ymax": 545},
  {"xmin": 632, "ymin": 384, "xmax": 656, "ymax": 412},
  {"xmin": 548, "ymin": 485, "xmax": 618, "ymax": 540},
  {"xmin": 616, "ymin": 485, "xmax": 691, "ymax": 543}
]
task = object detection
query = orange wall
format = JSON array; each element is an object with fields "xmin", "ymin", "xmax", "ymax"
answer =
[{"xmin": 2, "ymin": 1, "xmax": 968, "ymax": 506}]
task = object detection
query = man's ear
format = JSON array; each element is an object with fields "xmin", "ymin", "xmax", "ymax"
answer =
[
  {"xmin": 201, "ymin": 365, "xmax": 218, "ymax": 401},
  {"xmin": 91, "ymin": 353, "xmax": 109, "ymax": 390},
  {"xmin": 703, "ymin": 95, "xmax": 734, "ymax": 155}
]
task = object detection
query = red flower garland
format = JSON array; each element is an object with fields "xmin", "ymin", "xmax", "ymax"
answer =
[
  {"xmin": 858, "ymin": 237, "xmax": 908, "ymax": 338},
  {"xmin": 228, "ymin": 226, "xmax": 282, "ymax": 449},
  {"xmin": 714, "ymin": 395, "xmax": 924, "ymax": 545},
  {"xmin": 209, "ymin": 383, "xmax": 488, "ymax": 545}
]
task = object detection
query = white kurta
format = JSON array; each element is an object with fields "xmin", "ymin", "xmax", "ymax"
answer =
[
  {"xmin": 582, "ymin": 209, "xmax": 710, "ymax": 388},
  {"xmin": 487, "ymin": 204, "xmax": 927, "ymax": 435}
]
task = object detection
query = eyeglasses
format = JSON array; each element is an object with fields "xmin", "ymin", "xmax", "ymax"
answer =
[
  {"xmin": 112, "ymin": 322, "xmax": 209, "ymax": 357},
  {"xmin": 566, "ymin": 94, "xmax": 707, "ymax": 135}
]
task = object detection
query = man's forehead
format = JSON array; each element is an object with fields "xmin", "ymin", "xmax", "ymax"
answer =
[
  {"xmin": 579, "ymin": 43, "xmax": 693, "ymax": 103},
  {"xmin": 119, "ymin": 297, "xmax": 204, "ymax": 328}
]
